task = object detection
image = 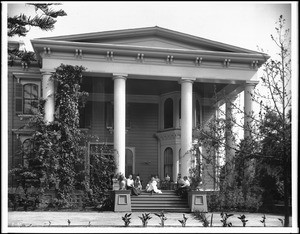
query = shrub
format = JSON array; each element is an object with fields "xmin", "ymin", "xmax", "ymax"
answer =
[
  {"xmin": 193, "ymin": 210, "xmax": 210, "ymax": 227},
  {"xmin": 178, "ymin": 214, "xmax": 188, "ymax": 227},
  {"xmin": 122, "ymin": 213, "xmax": 132, "ymax": 227},
  {"xmin": 207, "ymin": 187, "xmax": 262, "ymax": 212},
  {"xmin": 154, "ymin": 211, "xmax": 167, "ymax": 227},
  {"xmin": 139, "ymin": 213, "xmax": 152, "ymax": 227}
]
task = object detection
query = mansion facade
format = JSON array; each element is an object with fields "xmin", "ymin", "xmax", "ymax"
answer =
[{"xmin": 7, "ymin": 27, "xmax": 269, "ymax": 189}]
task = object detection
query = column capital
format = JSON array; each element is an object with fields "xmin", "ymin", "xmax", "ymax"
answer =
[
  {"xmin": 178, "ymin": 77, "xmax": 196, "ymax": 84},
  {"xmin": 245, "ymin": 80, "xmax": 259, "ymax": 87},
  {"xmin": 112, "ymin": 73, "xmax": 128, "ymax": 80}
]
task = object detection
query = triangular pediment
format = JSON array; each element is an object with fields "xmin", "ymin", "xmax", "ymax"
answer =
[
  {"xmin": 39, "ymin": 26, "xmax": 259, "ymax": 54},
  {"xmin": 88, "ymin": 36, "xmax": 205, "ymax": 50}
]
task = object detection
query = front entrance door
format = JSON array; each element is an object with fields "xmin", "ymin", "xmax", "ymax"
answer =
[{"xmin": 125, "ymin": 147, "xmax": 135, "ymax": 177}]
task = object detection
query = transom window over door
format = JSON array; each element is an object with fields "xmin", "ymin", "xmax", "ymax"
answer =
[
  {"xmin": 125, "ymin": 148, "xmax": 134, "ymax": 177},
  {"xmin": 164, "ymin": 147, "xmax": 173, "ymax": 181}
]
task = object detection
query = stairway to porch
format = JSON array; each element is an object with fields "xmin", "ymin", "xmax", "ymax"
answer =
[{"xmin": 131, "ymin": 190, "xmax": 190, "ymax": 212}]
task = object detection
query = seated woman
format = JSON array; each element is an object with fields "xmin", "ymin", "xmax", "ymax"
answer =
[
  {"xmin": 165, "ymin": 173, "xmax": 170, "ymax": 182},
  {"xmin": 134, "ymin": 176, "xmax": 142, "ymax": 195},
  {"xmin": 126, "ymin": 174, "xmax": 134, "ymax": 189},
  {"xmin": 176, "ymin": 176, "xmax": 191, "ymax": 198},
  {"xmin": 154, "ymin": 175, "xmax": 161, "ymax": 189},
  {"xmin": 146, "ymin": 177, "xmax": 162, "ymax": 194},
  {"xmin": 176, "ymin": 173, "xmax": 185, "ymax": 189},
  {"xmin": 127, "ymin": 174, "xmax": 139, "ymax": 196},
  {"xmin": 118, "ymin": 174, "xmax": 127, "ymax": 190}
]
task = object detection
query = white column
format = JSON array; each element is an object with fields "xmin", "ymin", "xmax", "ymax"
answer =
[
  {"xmin": 113, "ymin": 74, "xmax": 127, "ymax": 175},
  {"xmin": 173, "ymin": 143, "xmax": 180, "ymax": 181},
  {"xmin": 244, "ymin": 81, "xmax": 257, "ymax": 139},
  {"xmin": 179, "ymin": 78, "xmax": 195, "ymax": 177},
  {"xmin": 225, "ymin": 98, "xmax": 236, "ymax": 183},
  {"xmin": 42, "ymin": 71, "xmax": 55, "ymax": 123}
]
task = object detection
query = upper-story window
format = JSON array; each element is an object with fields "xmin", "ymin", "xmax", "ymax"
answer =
[
  {"xmin": 15, "ymin": 79, "xmax": 41, "ymax": 115},
  {"xmin": 23, "ymin": 84, "xmax": 39, "ymax": 114},
  {"xmin": 164, "ymin": 98, "xmax": 173, "ymax": 129}
]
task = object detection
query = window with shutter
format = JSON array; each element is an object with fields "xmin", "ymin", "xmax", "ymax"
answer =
[{"xmin": 15, "ymin": 83, "xmax": 23, "ymax": 113}]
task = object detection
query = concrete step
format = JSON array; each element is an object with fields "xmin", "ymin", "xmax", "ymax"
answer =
[
  {"xmin": 131, "ymin": 207, "xmax": 191, "ymax": 212},
  {"xmin": 132, "ymin": 204, "xmax": 189, "ymax": 207},
  {"xmin": 130, "ymin": 189, "xmax": 190, "ymax": 212},
  {"xmin": 131, "ymin": 199, "xmax": 186, "ymax": 203}
]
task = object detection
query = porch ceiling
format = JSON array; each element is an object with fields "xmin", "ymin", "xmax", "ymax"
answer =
[{"xmin": 82, "ymin": 76, "xmax": 233, "ymax": 98}]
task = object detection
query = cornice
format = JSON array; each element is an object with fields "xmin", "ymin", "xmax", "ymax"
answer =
[
  {"xmin": 32, "ymin": 39, "xmax": 267, "ymax": 58},
  {"xmin": 31, "ymin": 39, "xmax": 268, "ymax": 71}
]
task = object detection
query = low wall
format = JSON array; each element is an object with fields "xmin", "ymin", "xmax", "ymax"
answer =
[
  {"xmin": 188, "ymin": 190, "xmax": 208, "ymax": 212},
  {"xmin": 113, "ymin": 190, "xmax": 131, "ymax": 212}
]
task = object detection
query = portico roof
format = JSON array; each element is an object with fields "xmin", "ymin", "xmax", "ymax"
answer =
[
  {"xmin": 35, "ymin": 26, "xmax": 267, "ymax": 55},
  {"xmin": 31, "ymin": 26, "xmax": 270, "ymax": 89},
  {"xmin": 31, "ymin": 26, "xmax": 269, "ymax": 63}
]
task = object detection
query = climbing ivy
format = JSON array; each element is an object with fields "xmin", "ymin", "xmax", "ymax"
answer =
[
  {"xmin": 10, "ymin": 64, "xmax": 88, "ymax": 207},
  {"xmin": 10, "ymin": 63, "xmax": 117, "ymax": 209}
]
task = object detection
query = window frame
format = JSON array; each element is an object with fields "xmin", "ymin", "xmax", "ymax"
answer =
[
  {"xmin": 13, "ymin": 73, "xmax": 42, "ymax": 118},
  {"xmin": 23, "ymin": 83, "xmax": 39, "ymax": 115}
]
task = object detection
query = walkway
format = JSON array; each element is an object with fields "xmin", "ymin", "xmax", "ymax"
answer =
[{"xmin": 5, "ymin": 211, "xmax": 294, "ymax": 233}]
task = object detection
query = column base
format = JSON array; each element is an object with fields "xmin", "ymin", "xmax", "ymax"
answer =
[
  {"xmin": 188, "ymin": 190, "xmax": 208, "ymax": 212},
  {"xmin": 113, "ymin": 190, "xmax": 131, "ymax": 212}
]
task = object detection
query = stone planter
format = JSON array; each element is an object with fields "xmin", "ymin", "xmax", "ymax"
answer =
[
  {"xmin": 188, "ymin": 190, "xmax": 208, "ymax": 212},
  {"xmin": 113, "ymin": 190, "xmax": 131, "ymax": 212}
]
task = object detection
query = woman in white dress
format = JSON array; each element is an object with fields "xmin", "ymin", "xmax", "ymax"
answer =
[
  {"xmin": 127, "ymin": 174, "xmax": 140, "ymax": 196},
  {"xmin": 146, "ymin": 177, "xmax": 162, "ymax": 194}
]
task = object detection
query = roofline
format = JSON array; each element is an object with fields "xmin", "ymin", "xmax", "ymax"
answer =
[
  {"xmin": 35, "ymin": 26, "xmax": 265, "ymax": 55},
  {"xmin": 31, "ymin": 38, "xmax": 270, "ymax": 62}
]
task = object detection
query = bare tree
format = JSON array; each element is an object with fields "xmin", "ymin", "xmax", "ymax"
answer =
[{"xmin": 191, "ymin": 15, "xmax": 292, "ymax": 226}]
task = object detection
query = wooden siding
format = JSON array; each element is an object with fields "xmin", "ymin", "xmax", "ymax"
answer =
[
  {"xmin": 126, "ymin": 103, "xmax": 159, "ymax": 187},
  {"xmin": 87, "ymin": 100, "xmax": 113, "ymax": 142}
]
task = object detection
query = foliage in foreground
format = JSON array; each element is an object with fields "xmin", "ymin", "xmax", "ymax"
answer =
[
  {"xmin": 9, "ymin": 64, "xmax": 116, "ymax": 210},
  {"xmin": 122, "ymin": 213, "xmax": 132, "ymax": 227},
  {"xmin": 193, "ymin": 210, "xmax": 210, "ymax": 227}
]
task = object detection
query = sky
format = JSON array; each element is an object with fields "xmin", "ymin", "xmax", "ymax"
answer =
[{"xmin": 3, "ymin": 1, "xmax": 295, "ymax": 59}]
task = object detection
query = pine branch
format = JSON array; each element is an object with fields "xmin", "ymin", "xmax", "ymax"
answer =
[{"xmin": 8, "ymin": 4, "xmax": 66, "ymax": 37}]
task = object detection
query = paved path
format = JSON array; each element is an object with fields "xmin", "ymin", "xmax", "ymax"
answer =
[{"xmin": 5, "ymin": 211, "xmax": 294, "ymax": 233}]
